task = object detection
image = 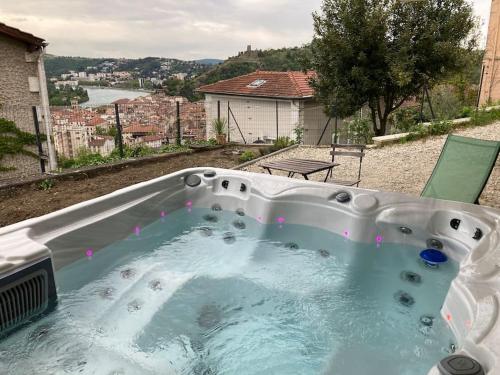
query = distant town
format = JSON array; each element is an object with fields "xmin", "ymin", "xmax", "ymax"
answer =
[{"xmin": 44, "ymin": 56, "xmax": 225, "ymax": 158}]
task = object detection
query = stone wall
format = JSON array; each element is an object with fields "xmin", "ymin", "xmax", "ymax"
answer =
[{"xmin": 0, "ymin": 34, "xmax": 45, "ymax": 180}]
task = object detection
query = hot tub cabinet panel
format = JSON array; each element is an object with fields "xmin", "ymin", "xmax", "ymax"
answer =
[{"xmin": 0, "ymin": 168, "xmax": 499, "ymax": 374}]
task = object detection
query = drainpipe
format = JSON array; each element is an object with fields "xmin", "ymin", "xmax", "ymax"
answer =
[{"xmin": 37, "ymin": 46, "xmax": 57, "ymax": 171}]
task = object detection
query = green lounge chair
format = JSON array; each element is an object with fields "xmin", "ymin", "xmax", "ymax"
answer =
[{"xmin": 421, "ymin": 134, "xmax": 500, "ymax": 204}]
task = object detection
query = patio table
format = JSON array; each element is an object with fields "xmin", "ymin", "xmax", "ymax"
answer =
[{"xmin": 259, "ymin": 158, "xmax": 339, "ymax": 182}]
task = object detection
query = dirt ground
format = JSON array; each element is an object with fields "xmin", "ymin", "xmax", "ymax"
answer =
[{"xmin": 0, "ymin": 146, "xmax": 257, "ymax": 228}]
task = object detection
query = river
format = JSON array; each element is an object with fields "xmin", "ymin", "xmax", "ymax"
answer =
[{"xmin": 81, "ymin": 87, "xmax": 151, "ymax": 107}]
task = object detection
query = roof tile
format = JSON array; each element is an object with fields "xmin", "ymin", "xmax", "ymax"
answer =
[{"xmin": 197, "ymin": 71, "xmax": 316, "ymax": 99}]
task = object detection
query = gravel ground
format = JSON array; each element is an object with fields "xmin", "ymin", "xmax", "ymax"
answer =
[{"xmin": 243, "ymin": 122, "xmax": 500, "ymax": 209}]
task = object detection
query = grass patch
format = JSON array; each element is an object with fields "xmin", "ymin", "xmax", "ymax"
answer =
[
  {"xmin": 238, "ymin": 150, "xmax": 257, "ymax": 163},
  {"xmin": 58, "ymin": 144, "xmax": 190, "ymax": 170}
]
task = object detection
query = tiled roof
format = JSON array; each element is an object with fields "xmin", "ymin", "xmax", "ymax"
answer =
[
  {"xmin": 0, "ymin": 22, "xmax": 45, "ymax": 49},
  {"xmin": 196, "ymin": 71, "xmax": 316, "ymax": 99},
  {"xmin": 122, "ymin": 124, "xmax": 161, "ymax": 134},
  {"xmin": 112, "ymin": 98, "xmax": 131, "ymax": 105},
  {"xmin": 86, "ymin": 117, "xmax": 106, "ymax": 126}
]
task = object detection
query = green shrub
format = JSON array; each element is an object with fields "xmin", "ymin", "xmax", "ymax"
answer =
[
  {"xmin": 459, "ymin": 106, "xmax": 473, "ymax": 118},
  {"xmin": 239, "ymin": 150, "xmax": 256, "ymax": 163},
  {"xmin": 293, "ymin": 125, "xmax": 304, "ymax": 144},
  {"xmin": 424, "ymin": 85, "xmax": 463, "ymax": 121},
  {"xmin": 39, "ymin": 178, "xmax": 55, "ymax": 191},
  {"xmin": 270, "ymin": 136, "xmax": 295, "ymax": 152},
  {"xmin": 404, "ymin": 120, "xmax": 454, "ymax": 142},
  {"xmin": 185, "ymin": 139, "xmax": 218, "ymax": 147},
  {"xmin": 392, "ymin": 107, "xmax": 420, "ymax": 133},
  {"xmin": 160, "ymin": 144, "xmax": 190, "ymax": 153},
  {"xmin": 211, "ymin": 118, "xmax": 227, "ymax": 135},
  {"xmin": 341, "ymin": 116, "xmax": 374, "ymax": 144},
  {"xmin": 470, "ymin": 108, "xmax": 500, "ymax": 126}
]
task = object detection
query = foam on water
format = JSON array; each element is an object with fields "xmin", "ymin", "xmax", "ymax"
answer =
[{"xmin": 0, "ymin": 208, "xmax": 458, "ymax": 375}]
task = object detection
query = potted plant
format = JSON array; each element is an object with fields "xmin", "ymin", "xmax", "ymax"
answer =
[{"xmin": 211, "ymin": 118, "xmax": 227, "ymax": 145}]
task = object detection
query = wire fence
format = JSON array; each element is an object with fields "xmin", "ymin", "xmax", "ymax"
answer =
[
  {"xmin": 49, "ymin": 97, "xmax": 352, "ymax": 163},
  {"xmin": 204, "ymin": 98, "xmax": 348, "ymax": 145},
  {"xmin": 0, "ymin": 95, "xmax": 360, "ymax": 183}
]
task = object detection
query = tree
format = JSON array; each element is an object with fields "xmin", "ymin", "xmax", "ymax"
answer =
[{"xmin": 310, "ymin": 0, "xmax": 477, "ymax": 136}]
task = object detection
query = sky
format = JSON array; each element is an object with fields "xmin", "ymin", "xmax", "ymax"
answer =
[{"xmin": 0, "ymin": 0, "xmax": 493, "ymax": 61}]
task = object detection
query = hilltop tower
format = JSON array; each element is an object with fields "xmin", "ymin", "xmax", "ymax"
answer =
[{"xmin": 479, "ymin": 0, "xmax": 500, "ymax": 106}]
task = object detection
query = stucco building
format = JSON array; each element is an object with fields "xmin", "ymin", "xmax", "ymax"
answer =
[
  {"xmin": 197, "ymin": 71, "xmax": 335, "ymax": 145},
  {"xmin": 479, "ymin": 0, "xmax": 500, "ymax": 106},
  {"xmin": 0, "ymin": 22, "xmax": 56, "ymax": 179}
]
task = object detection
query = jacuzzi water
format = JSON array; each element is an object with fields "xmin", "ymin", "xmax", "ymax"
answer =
[{"xmin": 0, "ymin": 207, "xmax": 458, "ymax": 375}]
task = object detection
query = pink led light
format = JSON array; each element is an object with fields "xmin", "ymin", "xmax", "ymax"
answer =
[
  {"xmin": 343, "ymin": 230, "xmax": 350, "ymax": 238},
  {"xmin": 134, "ymin": 226, "xmax": 141, "ymax": 236},
  {"xmin": 85, "ymin": 248, "xmax": 93, "ymax": 258},
  {"xmin": 257, "ymin": 216, "xmax": 263, "ymax": 223},
  {"xmin": 186, "ymin": 200, "xmax": 193, "ymax": 207},
  {"xmin": 375, "ymin": 235, "xmax": 383, "ymax": 243},
  {"xmin": 160, "ymin": 211, "xmax": 166, "ymax": 217},
  {"xmin": 276, "ymin": 216, "xmax": 286, "ymax": 225},
  {"xmin": 446, "ymin": 313, "xmax": 452, "ymax": 321}
]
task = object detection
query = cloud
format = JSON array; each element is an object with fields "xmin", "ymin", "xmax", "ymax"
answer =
[
  {"xmin": 0, "ymin": 0, "xmax": 490, "ymax": 59},
  {"xmin": 0, "ymin": 0, "xmax": 322, "ymax": 59}
]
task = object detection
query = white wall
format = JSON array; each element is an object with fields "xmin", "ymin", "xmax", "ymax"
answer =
[{"xmin": 204, "ymin": 94, "xmax": 299, "ymax": 144}]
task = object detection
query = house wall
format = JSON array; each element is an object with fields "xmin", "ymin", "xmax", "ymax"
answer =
[
  {"xmin": 53, "ymin": 125, "xmax": 94, "ymax": 158},
  {"xmin": 0, "ymin": 34, "xmax": 44, "ymax": 179},
  {"xmin": 204, "ymin": 94, "xmax": 299, "ymax": 144},
  {"xmin": 302, "ymin": 101, "xmax": 332, "ymax": 145}
]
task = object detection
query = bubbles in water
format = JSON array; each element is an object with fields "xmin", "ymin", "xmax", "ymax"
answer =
[{"xmin": 197, "ymin": 304, "xmax": 222, "ymax": 329}]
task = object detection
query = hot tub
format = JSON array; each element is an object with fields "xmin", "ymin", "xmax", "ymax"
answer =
[{"xmin": 0, "ymin": 168, "xmax": 498, "ymax": 375}]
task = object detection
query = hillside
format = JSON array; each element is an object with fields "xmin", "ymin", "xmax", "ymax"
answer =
[
  {"xmin": 195, "ymin": 46, "xmax": 312, "ymax": 85},
  {"xmin": 44, "ymin": 46, "xmax": 313, "ymax": 101},
  {"xmin": 163, "ymin": 46, "xmax": 313, "ymax": 100},
  {"xmin": 44, "ymin": 55, "xmax": 215, "ymax": 79}
]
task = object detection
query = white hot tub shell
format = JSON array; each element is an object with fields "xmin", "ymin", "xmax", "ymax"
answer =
[{"xmin": 0, "ymin": 168, "xmax": 499, "ymax": 374}]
